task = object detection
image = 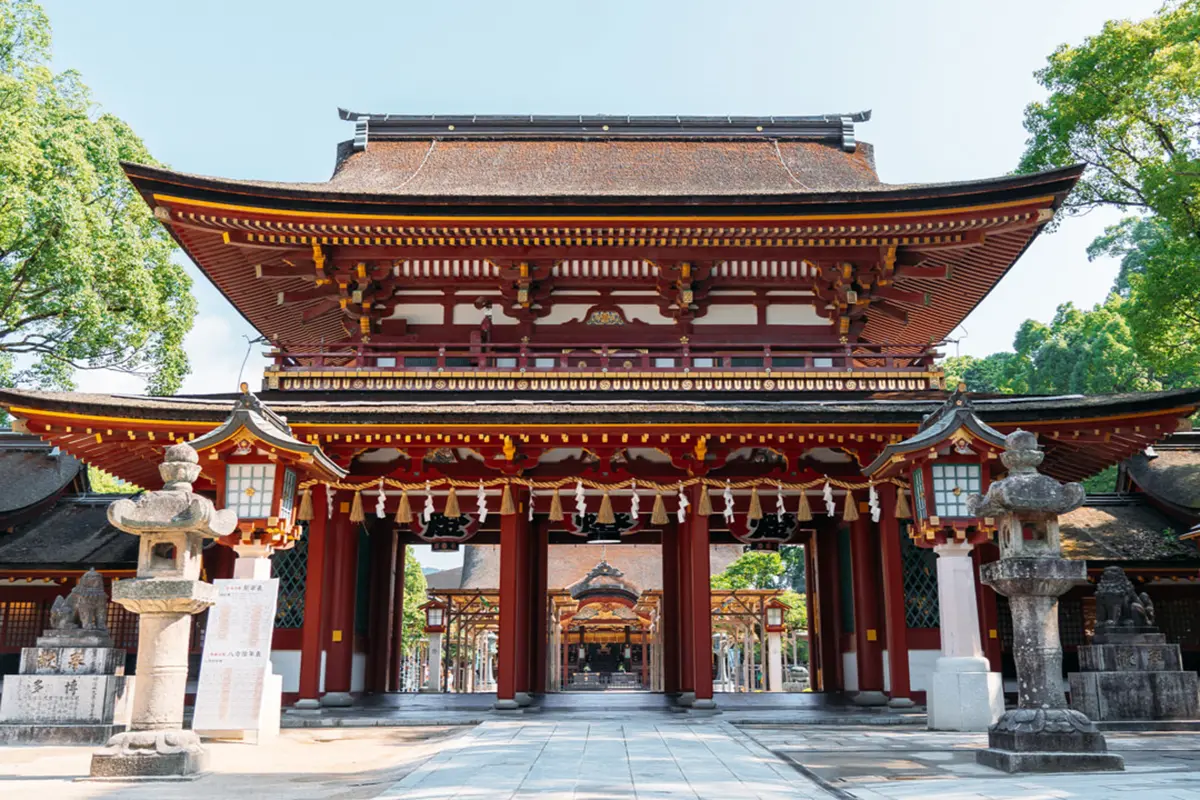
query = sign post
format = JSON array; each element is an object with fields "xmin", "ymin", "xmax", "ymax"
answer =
[{"xmin": 193, "ymin": 578, "xmax": 281, "ymax": 743}]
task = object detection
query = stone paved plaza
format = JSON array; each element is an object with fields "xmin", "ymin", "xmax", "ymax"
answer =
[{"xmin": 2, "ymin": 719, "xmax": 1200, "ymax": 799}]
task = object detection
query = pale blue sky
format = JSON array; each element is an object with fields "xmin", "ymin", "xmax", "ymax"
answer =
[{"xmin": 40, "ymin": 0, "xmax": 1159, "ymax": 399}]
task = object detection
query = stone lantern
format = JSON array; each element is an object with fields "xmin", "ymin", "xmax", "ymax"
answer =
[
  {"xmin": 189, "ymin": 384, "xmax": 345, "ymax": 577},
  {"xmin": 865, "ymin": 389, "xmax": 1007, "ymax": 730},
  {"xmin": 90, "ymin": 443, "xmax": 237, "ymax": 779},
  {"xmin": 970, "ymin": 430, "xmax": 1124, "ymax": 773}
]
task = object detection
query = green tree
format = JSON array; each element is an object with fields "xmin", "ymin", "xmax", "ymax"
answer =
[
  {"xmin": 711, "ymin": 550, "xmax": 785, "ymax": 590},
  {"xmin": 778, "ymin": 545, "xmax": 806, "ymax": 592},
  {"xmin": 86, "ymin": 465, "xmax": 135, "ymax": 493},
  {"xmin": 400, "ymin": 546, "xmax": 428, "ymax": 655},
  {"xmin": 0, "ymin": 0, "xmax": 194, "ymax": 393},
  {"xmin": 778, "ymin": 589, "xmax": 808, "ymax": 633},
  {"xmin": 1017, "ymin": 0, "xmax": 1200, "ymax": 390}
]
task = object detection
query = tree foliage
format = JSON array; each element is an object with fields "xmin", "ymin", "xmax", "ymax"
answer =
[
  {"xmin": 711, "ymin": 550, "xmax": 785, "ymax": 590},
  {"xmin": 1014, "ymin": 0, "xmax": 1200, "ymax": 393},
  {"xmin": 0, "ymin": 0, "xmax": 194, "ymax": 393},
  {"xmin": 86, "ymin": 465, "xmax": 136, "ymax": 493},
  {"xmin": 400, "ymin": 546, "xmax": 428, "ymax": 655}
]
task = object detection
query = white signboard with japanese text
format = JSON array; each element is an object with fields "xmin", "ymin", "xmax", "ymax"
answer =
[{"xmin": 193, "ymin": 578, "xmax": 279, "ymax": 737}]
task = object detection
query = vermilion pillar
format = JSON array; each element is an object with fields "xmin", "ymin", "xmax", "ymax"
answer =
[
  {"xmin": 531, "ymin": 519, "xmax": 549, "ymax": 694},
  {"xmin": 850, "ymin": 514, "xmax": 886, "ymax": 705},
  {"xmin": 685, "ymin": 486, "xmax": 715, "ymax": 708},
  {"xmin": 878, "ymin": 484, "xmax": 913, "ymax": 707},
  {"xmin": 803, "ymin": 537, "xmax": 818, "ymax": 681},
  {"xmin": 496, "ymin": 488, "xmax": 530, "ymax": 709},
  {"xmin": 660, "ymin": 522, "xmax": 681, "ymax": 695},
  {"xmin": 322, "ymin": 506, "xmax": 358, "ymax": 706},
  {"xmin": 815, "ymin": 523, "xmax": 842, "ymax": 692},
  {"xmin": 677, "ymin": 514, "xmax": 695, "ymax": 697},
  {"xmin": 974, "ymin": 542, "xmax": 1004, "ymax": 671},
  {"xmin": 296, "ymin": 488, "xmax": 329, "ymax": 708},
  {"xmin": 366, "ymin": 523, "xmax": 395, "ymax": 693},
  {"xmin": 390, "ymin": 539, "xmax": 407, "ymax": 692}
]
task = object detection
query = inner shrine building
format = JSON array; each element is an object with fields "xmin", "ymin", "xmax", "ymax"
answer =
[{"xmin": 3, "ymin": 110, "xmax": 1198, "ymax": 712}]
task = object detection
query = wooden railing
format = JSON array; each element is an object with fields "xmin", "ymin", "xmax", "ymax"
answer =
[{"xmin": 267, "ymin": 340, "xmax": 943, "ymax": 375}]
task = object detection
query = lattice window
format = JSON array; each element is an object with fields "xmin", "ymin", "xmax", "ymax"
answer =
[
  {"xmin": 0, "ymin": 601, "xmax": 46, "ymax": 648},
  {"xmin": 225, "ymin": 463, "xmax": 276, "ymax": 519},
  {"xmin": 997, "ymin": 597, "xmax": 1013, "ymax": 649},
  {"xmin": 274, "ymin": 536, "xmax": 307, "ymax": 629},
  {"xmin": 930, "ymin": 463, "xmax": 981, "ymax": 518},
  {"xmin": 1157, "ymin": 596, "xmax": 1200, "ymax": 647},
  {"xmin": 108, "ymin": 602, "xmax": 139, "ymax": 649},
  {"xmin": 901, "ymin": 533, "xmax": 940, "ymax": 628},
  {"xmin": 1058, "ymin": 598, "xmax": 1085, "ymax": 646}
]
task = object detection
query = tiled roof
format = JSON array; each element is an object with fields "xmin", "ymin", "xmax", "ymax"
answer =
[
  {"xmin": 0, "ymin": 433, "xmax": 82, "ymax": 516},
  {"xmin": 0, "ymin": 496, "xmax": 136, "ymax": 570},
  {"xmin": 1059, "ymin": 495, "xmax": 1199, "ymax": 563}
]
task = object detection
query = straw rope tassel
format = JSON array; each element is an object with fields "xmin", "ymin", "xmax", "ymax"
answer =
[
  {"xmin": 396, "ymin": 490, "xmax": 413, "ymax": 524},
  {"xmin": 297, "ymin": 488, "xmax": 314, "ymax": 522},
  {"xmin": 349, "ymin": 491, "xmax": 365, "ymax": 523},
  {"xmin": 597, "ymin": 491, "xmax": 615, "ymax": 525},
  {"xmin": 500, "ymin": 484, "xmax": 516, "ymax": 516},
  {"xmin": 651, "ymin": 493, "xmax": 669, "ymax": 526},
  {"xmin": 697, "ymin": 484, "xmax": 713, "ymax": 516},
  {"xmin": 549, "ymin": 487, "xmax": 564, "ymax": 522},
  {"xmin": 796, "ymin": 490, "xmax": 813, "ymax": 522},
  {"xmin": 895, "ymin": 487, "xmax": 912, "ymax": 519},
  {"xmin": 747, "ymin": 486, "xmax": 763, "ymax": 520},
  {"xmin": 444, "ymin": 486, "xmax": 460, "ymax": 518},
  {"xmin": 843, "ymin": 489, "xmax": 860, "ymax": 522}
]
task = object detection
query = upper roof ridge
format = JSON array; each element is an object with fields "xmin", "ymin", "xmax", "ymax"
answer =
[{"xmin": 337, "ymin": 109, "xmax": 872, "ymax": 152}]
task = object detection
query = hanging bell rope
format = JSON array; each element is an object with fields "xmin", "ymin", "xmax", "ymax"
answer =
[
  {"xmin": 297, "ymin": 488, "xmax": 314, "ymax": 522},
  {"xmin": 651, "ymin": 492, "xmax": 669, "ymax": 526},
  {"xmin": 499, "ymin": 483, "xmax": 516, "ymax": 516},
  {"xmin": 443, "ymin": 486, "xmax": 460, "ymax": 518},
  {"xmin": 697, "ymin": 484, "xmax": 713, "ymax": 516},
  {"xmin": 843, "ymin": 489, "xmax": 860, "ymax": 522},
  {"xmin": 747, "ymin": 486, "xmax": 763, "ymax": 521},
  {"xmin": 548, "ymin": 486, "xmax": 564, "ymax": 522},
  {"xmin": 796, "ymin": 490, "xmax": 813, "ymax": 522},
  {"xmin": 895, "ymin": 488, "xmax": 912, "ymax": 519},
  {"xmin": 597, "ymin": 491, "xmax": 615, "ymax": 525},
  {"xmin": 396, "ymin": 490, "xmax": 412, "ymax": 524},
  {"xmin": 349, "ymin": 490, "xmax": 365, "ymax": 523}
]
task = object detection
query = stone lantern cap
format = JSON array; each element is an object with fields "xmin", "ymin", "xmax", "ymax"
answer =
[
  {"xmin": 107, "ymin": 444, "xmax": 237, "ymax": 538},
  {"xmin": 969, "ymin": 431, "xmax": 1084, "ymax": 518}
]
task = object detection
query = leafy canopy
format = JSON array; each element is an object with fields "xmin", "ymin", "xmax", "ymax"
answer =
[
  {"xmin": 0, "ymin": 0, "xmax": 194, "ymax": 393},
  {"xmin": 711, "ymin": 550, "xmax": 785, "ymax": 590},
  {"xmin": 400, "ymin": 546, "xmax": 429, "ymax": 655}
]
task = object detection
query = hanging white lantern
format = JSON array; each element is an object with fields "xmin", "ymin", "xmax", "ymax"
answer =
[
  {"xmin": 868, "ymin": 482, "xmax": 881, "ymax": 523},
  {"xmin": 776, "ymin": 483, "xmax": 786, "ymax": 521},
  {"xmin": 676, "ymin": 485, "xmax": 689, "ymax": 523},
  {"xmin": 823, "ymin": 479, "xmax": 836, "ymax": 517},
  {"xmin": 423, "ymin": 481, "xmax": 435, "ymax": 523},
  {"xmin": 476, "ymin": 480, "xmax": 489, "ymax": 524},
  {"xmin": 375, "ymin": 477, "xmax": 386, "ymax": 518},
  {"xmin": 723, "ymin": 481, "xmax": 735, "ymax": 524},
  {"xmin": 630, "ymin": 479, "xmax": 640, "ymax": 518}
]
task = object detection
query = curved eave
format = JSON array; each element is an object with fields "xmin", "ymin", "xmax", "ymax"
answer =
[
  {"xmin": 864, "ymin": 418, "xmax": 1007, "ymax": 477},
  {"xmin": 189, "ymin": 411, "xmax": 347, "ymax": 481},
  {"xmin": 123, "ymin": 161, "xmax": 1083, "ymax": 217}
]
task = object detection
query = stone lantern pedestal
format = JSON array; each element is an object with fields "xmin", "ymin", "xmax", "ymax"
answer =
[
  {"xmin": 89, "ymin": 444, "xmax": 236, "ymax": 780},
  {"xmin": 970, "ymin": 431, "xmax": 1123, "ymax": 774}
]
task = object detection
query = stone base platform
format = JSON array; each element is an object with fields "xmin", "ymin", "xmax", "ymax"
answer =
[
  {"xmin": 1070, "ymin": 670, "xmax": 1200, "ymax": 720},
  {"xmin": 1094, "ymin": 719, "xmax": 1200, "ymax": 732},
  {"xmin": 0, "ymin": 723, "xmax": 125, "ymax": 745},
  {"xmin": 89, "ymin": 730, "xmax": 208, "ymax": 779},
  {"xmin": 975, "ymin": 748, "xmax": 1126, "ymax": 773}
]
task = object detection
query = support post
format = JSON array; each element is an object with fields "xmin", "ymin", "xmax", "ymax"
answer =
[
  {"xmin": 877, "ymin": 485, "xmax": 914, "ymax": 708},
  {"xmin": 425, "ymin": 632, "xmax": 443, "ymax": 692},
  {"xmin": 850, "ymin": 514, "xmax": 887, "ymax": 705},
  {"xmin": 685, "ymin": 485, "xmax": 715, "ymax": 709},
  {"xmin": 767, "ymin": 630, "xmax": 784, "ymax": 692},
  {"xmin": 815, "ymin": 523, "xmax": 843, "ymax": 692},
  {"xmin": 660, "ymin": 522, "xmax": 681, "ymax": 695},
  {"xmin": 927, "ymin": 542, "xmax": 1004, "ymax": 731},
  {"xmin": 366, "ymin": 523, "xmax": 395, "ymax": 693},
  {"xmin": 296, "ymin": 490, "xmax": 329, "ymax": 709},
  {"xmin": 322, "ymin": 508, "xmax": 358, "ymax": 707},
  {"xmin": 495, "ymin": 488, "xmax": 530, "ymax": 709}
]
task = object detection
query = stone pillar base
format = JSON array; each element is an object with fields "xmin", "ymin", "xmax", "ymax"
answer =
[
  {"xmin": 514, "ymin": 692, "xmax": 534, "ymax": 707},
  {"xmin": 320, "ymin": 692, "xmax": 353, "ymax": 708},
  {"xmin": 677, "ymin": 691, "xmax": 696, "ymax": 707},
  {"xmin": 976, "ymin": 708, "xmax": 1124, "ymax": 773},
  {"xmin": 927, "ymin": 656, "xmax": 1003, "ymax": 731},
  {"xmin": 493, "ymin": 699, "xmax": 521, "ymax": 711},
  {"xmin": 887, "ymin": 697, "xmax": 916, "ymax": 709},
  {"xmin": 89, "ymin": 729, "xmax": 208, "ymax": 779},
  {"xmin": 852, "ymin": 690, "xmax": 889, "ymax": 707}
]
